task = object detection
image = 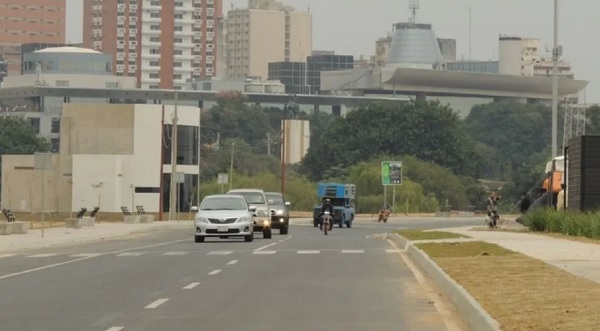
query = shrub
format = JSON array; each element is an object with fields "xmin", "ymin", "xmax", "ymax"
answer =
[{"xmin": 523, "ymin": 208, "xmax": 600, "ymax": 239}]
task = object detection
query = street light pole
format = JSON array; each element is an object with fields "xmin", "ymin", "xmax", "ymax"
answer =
[
  {"xmin": 169, "ymin": 90, "xmax": 179, "ymax": 221},
  {"xmin": 551, "ymin": 0, "xmax": 559, "ymax": 158}
]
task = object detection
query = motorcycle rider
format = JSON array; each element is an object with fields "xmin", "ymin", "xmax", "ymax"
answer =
[{"xmin": 319, "ymin": 198, "xmax": 334, "ymax": 231}]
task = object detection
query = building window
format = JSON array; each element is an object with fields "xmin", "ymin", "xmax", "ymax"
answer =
[
  {"xmin": 149, "ymin": 73, "xmax": 159, "ymax": 79},
  {"xmin": 51, "ymin": 119, "xmax": 60, "ymax": 134}
]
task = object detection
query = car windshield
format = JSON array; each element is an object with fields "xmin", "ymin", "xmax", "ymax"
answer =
[
  {"xmin": 200, "ymin": 197, "xmax": 247, "ymax": 210},
  {"xmin": 266, "ymin": 194, "xmax": 284, "ymax": 205},
  {"xmin": 233, "ymin": 192, "xmax": 266, "ymax": 204}
]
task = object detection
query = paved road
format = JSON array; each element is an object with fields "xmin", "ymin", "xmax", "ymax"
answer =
[{"xmin": 0, "ymin": 218, "xmax": 480, "ymax": 331}]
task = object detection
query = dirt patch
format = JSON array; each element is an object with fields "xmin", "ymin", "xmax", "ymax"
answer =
[
  {"xmin": 396, "ymin": 230, "xmax": 471, "ymax": 241},
  {"xmin": 417, "ymin": 242, "xmax": 600, "ymax": 331}
]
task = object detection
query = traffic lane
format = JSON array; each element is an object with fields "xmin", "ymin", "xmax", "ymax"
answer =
[
  {"xmin": 115, "ymin": 240, "xmax": 449, "ymax": 331},
  {"xmin": 267, "ymin": 224, "xmax": 392, "ymax": 252},
  {"xmin": 0, "ymin": 228, "xmax": 277, "ymax": 277},
  {"xmin": 0, "ymin": 243, "xmax": 245, "ymax": 331}
]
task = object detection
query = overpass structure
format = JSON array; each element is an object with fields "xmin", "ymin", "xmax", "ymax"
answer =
[
  {"xmin": 322, "ymin": 67, "xmax": 589, "ymax": 101},
  {"xmin": 0, "ymin": 86, "xmax": 410, "ymax": 109}
]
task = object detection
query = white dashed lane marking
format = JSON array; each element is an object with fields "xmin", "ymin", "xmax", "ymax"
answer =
[{"xmin": 145, "ymin": 298, "xmax": 169, "ymax": 309}]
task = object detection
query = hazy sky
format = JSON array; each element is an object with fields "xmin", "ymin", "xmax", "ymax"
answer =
[{"xmin": 66, "ymin": 0, "xmax": 600, "ymax": 102}]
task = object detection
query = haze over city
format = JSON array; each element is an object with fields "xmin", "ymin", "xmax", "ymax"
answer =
[{"xmin": 64, "ymin": 0, "xmax": 600, "ymax": 102}]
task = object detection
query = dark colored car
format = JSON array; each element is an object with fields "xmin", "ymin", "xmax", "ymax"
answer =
[{"xmin": 265, "ymin": 192, "xmax": 290, "ymax": 235}]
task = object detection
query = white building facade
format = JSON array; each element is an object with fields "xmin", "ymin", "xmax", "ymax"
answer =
[{"xmin": 1, "ymin": 103, "xmax": 200, "ymax": 214}]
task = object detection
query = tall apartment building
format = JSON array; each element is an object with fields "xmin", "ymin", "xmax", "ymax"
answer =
[
  {"xmin": 498, "ymin": 36, "xmax": 573, "ymax": 78},
  {"xmin": 83, "ymin": 0, "xmax": 222, "ymax": 90},
  {"xmin": 226, "ymin": 0, "xmax": 312, "ymax": 80},
  {"xmin": 0, "ymin": 0, "xmax": 66, "ymax": 75}
]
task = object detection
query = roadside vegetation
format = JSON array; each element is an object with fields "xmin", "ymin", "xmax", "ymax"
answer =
[
  {"xmin": 417, "ymin": 241, "xmax": 600, "ymax": 331},
  {"xmin": 522, "ymin": 208, "xmax": 600, "ymax": 240}
]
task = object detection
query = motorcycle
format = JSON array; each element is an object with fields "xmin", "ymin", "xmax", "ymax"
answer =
[
  {"xmin": 378, "ymin": 209, "xmax": 390, "ymax": 223},
  {"xmin": 321, "ymin": 211, "xmax": 332, "ymax": 235}
]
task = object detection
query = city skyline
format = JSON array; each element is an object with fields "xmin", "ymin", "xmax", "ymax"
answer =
[{"xmin": 65, "ymin": 0, "xmax": 600, "ymax": 101}]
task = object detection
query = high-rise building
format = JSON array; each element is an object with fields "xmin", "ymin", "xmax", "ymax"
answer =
[
  {"xmin": 83, "ymin": 0, "xmax": 223, "ymax": 89},
  {"xmin": 226, "ymin": 0, "xmax": 312, "ymax": 80},
  {"xmin": 0, "ymin": 0, "xmax": 66, "ymax": 75},
  {"xmin": 498, "ymin": 35, "xmax": 573, "ymax": 78}
]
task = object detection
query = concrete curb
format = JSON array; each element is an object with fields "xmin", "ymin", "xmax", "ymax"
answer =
[
  {"xmin": 390, "ymin": 234, "xmax": 501, "ymax": 331},
  {"xmin": 0, "ymin": 223, "xmax": 191, "ymax": 253}
]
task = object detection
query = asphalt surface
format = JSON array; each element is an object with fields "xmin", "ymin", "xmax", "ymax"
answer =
[{"xmin": 0, "ymin": 217, "xmax": 482, "ymax": 331}]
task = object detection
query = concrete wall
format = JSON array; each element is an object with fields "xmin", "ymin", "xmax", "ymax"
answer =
[
  {"xmin": 60, "ymin": 103, "xmax": 135, "ymax": 155},
  {"xmin": 288, "ymin": 11, "xmax": 312, "ymax": 62},
  {"xmin": 1, "ymin": 154, "xmax": 72, "ymax": 213},
  {"xmin": 282, "ymin": 119, "xmax": 310, "ymax": 165}
]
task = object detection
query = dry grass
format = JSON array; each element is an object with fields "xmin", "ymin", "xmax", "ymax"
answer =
[
  {"xmin": 417, "ymin": 242, "xmax": 600, "ymax": 331},
  {"xmin": 396, "ymin": 229, "xmax": 471, "ymax": 241}
]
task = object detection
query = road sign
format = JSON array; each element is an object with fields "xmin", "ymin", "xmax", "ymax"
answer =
[
  {"xmin": 381, "ymin": 161, "xmax": 402, "ymax": 186},
  {"xmin": 217, "ymin": 173, "xmax": 229, "ymax": 185}
]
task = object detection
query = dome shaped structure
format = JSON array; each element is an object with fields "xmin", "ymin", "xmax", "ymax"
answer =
[{"xmin": 385, "ymin": 23, "xmax": 444, "ymax": 70}]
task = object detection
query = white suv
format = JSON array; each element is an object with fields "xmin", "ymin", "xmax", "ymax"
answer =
[{"xmin": 227, "ymin": 189, "xmax": 272, "ymax": 239}]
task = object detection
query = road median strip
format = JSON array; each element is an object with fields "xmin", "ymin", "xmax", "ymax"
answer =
[{"xmin": 391, "ymin": 231, "xmax": 600, "ymax": 331}]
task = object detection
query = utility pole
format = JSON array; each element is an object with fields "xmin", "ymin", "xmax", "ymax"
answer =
[
  {"xmin": 197, "ymin": 107, "xmax": 201, "ymax": 206},
  {"xmin": 468, "ymin": 7, "xmax": 472, "ymax": 60},
  {"xmin": 168, "ymin": 90, "xmax": 179, "ymax": 221},
  {"xmin": 281, "ymin": 120, "xmax": 286, "ymax": 196},
  {"xmin": 266, "ymin": 132, "xmax": 271, "ymax": 156},
  {"xmin": 551, "ymin": 0, "xmax": 559, "ymax": 158},
  {"xmin": 229, "ymin": 142, "xmax": 235, "ymax": 191}
]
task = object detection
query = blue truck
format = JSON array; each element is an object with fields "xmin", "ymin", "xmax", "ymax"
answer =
[{"xmin": 312, "ymin": 183, "xmax": 356, "ymax": 228}]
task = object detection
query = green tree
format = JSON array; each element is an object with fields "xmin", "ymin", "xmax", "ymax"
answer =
[
  {"xmin": 302, "ymin": 100, "xmax": 480, "ymax": 181},
  {"xmin": 0, "ymin": 117, "xmax": 49, "ymax": 155},
  {"xmin": 345, "ymin": 156, "xmax": 472, "ymax": 210},
  {"xmin": 464, "ymin": 101, "xmax": 558, "ymax": 180},
  {"xmin": 586, "ymin": 105, "xmax": 600, "ymax": 135}
]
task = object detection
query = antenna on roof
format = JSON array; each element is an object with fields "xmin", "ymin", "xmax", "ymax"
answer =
[{"xmin": 409, "ymin": 0, "xmax": 419, "ymax": 24}]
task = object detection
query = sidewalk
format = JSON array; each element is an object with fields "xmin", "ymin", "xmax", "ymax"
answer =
[
  {"xmin": 0, "ymin": 221, "xmax": 191, "ymax": 253},
  {"xmin": 435, "ymin": 226, "xmax": 600, "ymax": 284}
]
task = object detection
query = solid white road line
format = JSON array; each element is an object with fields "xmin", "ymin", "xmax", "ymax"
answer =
[
  {"xmin": 297, "ymin": 250, "xmax": 320, "ymax": 254},
  {"xmin": 115, "ymin": 252, "xmax": 145, "ymax": 257},
  {"xmin": 0, "ymin": 254, "xmax": 15, "ymax": 259},
  {"xmin": 227, "ymin": 260, "xmax": 238, "ymax": 265},
  {"xmin": 26, "ymin": 253, "xmax": 57, "ymax": 258},
  {"xmin": 386, "ymin": 249, "xmax": 402, "ymax": 253},
  {"xmin": 182, "ymin": 282, "xmax": 201, "ymax": 289},
  {"xmin": 70, "ymin": 253, "xmax": 102, "ymax": 258},
  {"xmin": 145, "ymin": 298, "xmax": 169, "ymax": 309},
  {"xmin": 207, "ymin": 251, "xmax": 232, "ymax": 255},
  {"xmin": 105, "ymin": 327, "xmax": 124, "ymax": 331},
  {"xmin": 163, "ymin": 251, "xmax": 188, "ymax": 256},
  {"xmin": 252, "ymin": 251, "xmax": 276, "ymax": 255},
  {"xmin": 341, "ymin": 250, "xmax": 365, "ymax": 254},
  {"xmin": 208, "ymin": 269, "xmax": 222, "ymax": 275},
  {"xmin": 254, "ymin": 243, "xmax": 277, "ymax": 251}
]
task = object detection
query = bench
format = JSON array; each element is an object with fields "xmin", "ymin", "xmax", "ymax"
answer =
[
  {"xmin": 121, "ymin": 206, "xmax": 140, "ymax": 224},
  {"xmin": 135, "ymin": 206, "xmax": 155, "ymax": 223},
  {"xmin": 0, "ymin": 209, "xmax": 29, "ymax": 235},
  {"xmin": 65, "ymin": 207, "xmax": 96, "ymax": 229}
]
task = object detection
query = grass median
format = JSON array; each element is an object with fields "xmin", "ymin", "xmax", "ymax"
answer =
[
  {"xmin": 417, "ymin": 241, "xmax": 600, "ymax": 331},
  {"xmin": 395, "ymin": 229, "xmax": 470, "ymax": 240}
]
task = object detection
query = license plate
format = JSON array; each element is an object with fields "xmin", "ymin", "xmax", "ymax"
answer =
[{"xmin": 217, "ymin": 226, "xmax": 228, "ymax": 232}]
